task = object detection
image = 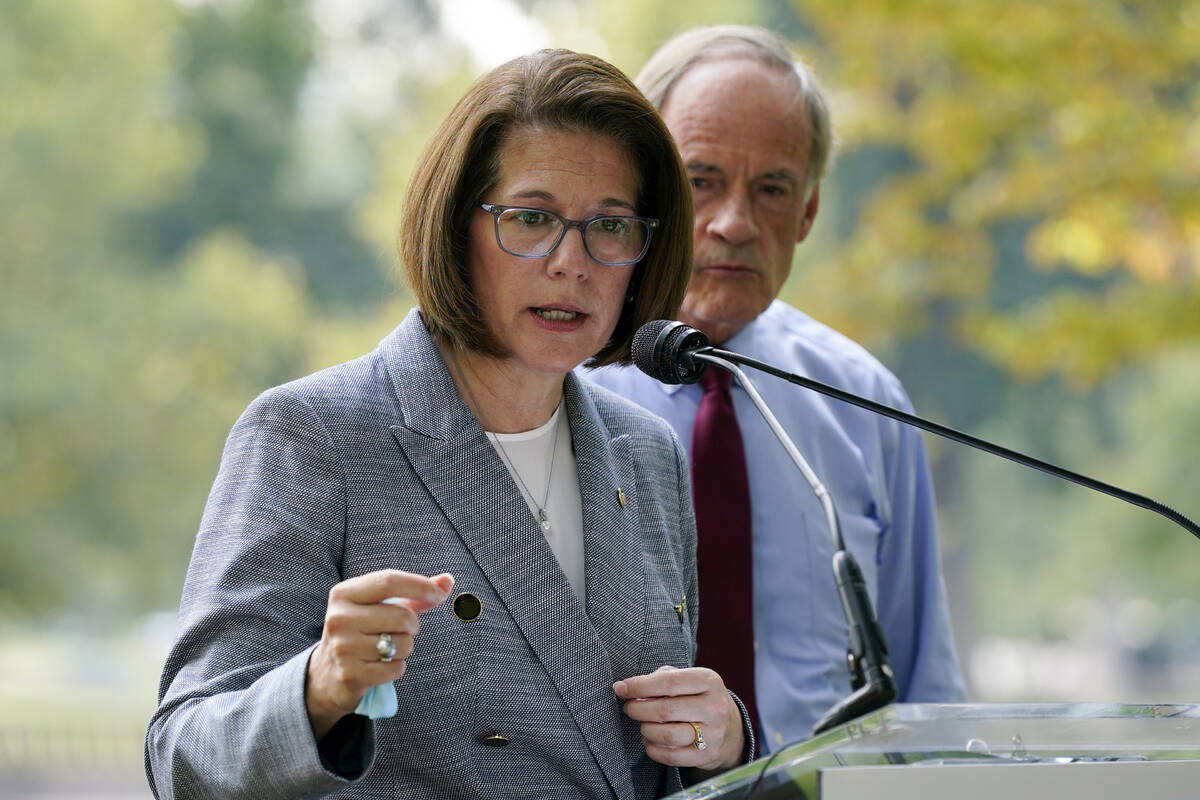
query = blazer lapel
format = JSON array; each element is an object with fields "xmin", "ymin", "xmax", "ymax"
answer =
[
  {"xmin": 564, "ymin": 375, "xmax": 648, "ymax": 684},
  {"xmin": 381, "ymin": 312, "xmax": 638, "ymax": 800}
]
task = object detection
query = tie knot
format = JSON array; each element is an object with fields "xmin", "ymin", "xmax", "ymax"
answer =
[{"xmin": 700, "ymin": 366, "xmax": 733, "ymax": 395}]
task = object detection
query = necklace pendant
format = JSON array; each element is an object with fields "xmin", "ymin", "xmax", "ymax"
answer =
[{"xmin": 538, "ymin": 508, "xmax": 552, "ymax": 532}]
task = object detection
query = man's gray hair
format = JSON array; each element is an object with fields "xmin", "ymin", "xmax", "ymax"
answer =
[{"xmin": 635, "ymin": 24, "xmax": 835, "ymax": 195}]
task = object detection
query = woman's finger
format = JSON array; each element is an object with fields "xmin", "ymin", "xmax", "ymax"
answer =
[
  {"xmin": 639, "ymin": 720, "xmax": 702, "ymax": 749},
  {"xmin": 614, "ymin": 665, "xmax": 723, "ymax": 701},
  {"xmin": 359, "ymin": 628, "xmax": 417, "ymax": 662},
  {"xmin": 619, "ymin": 689, "xmax": 729, "ymax": 725},
  {"xmin": 325, "ymin": 599, "xmax": 422, "ymax": 639},
  {"xmin": 331, "ymin": 569, "xmax": 455, "ymax": 609}
]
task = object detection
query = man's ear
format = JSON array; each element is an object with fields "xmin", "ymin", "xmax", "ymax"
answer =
[{"xmin": 796, "ymin": 183, "xmax": 821, "ymax": 243}]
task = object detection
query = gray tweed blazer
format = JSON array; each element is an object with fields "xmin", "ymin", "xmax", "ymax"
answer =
[{"xmin": 146, "ymin": 309, "xmax": 700, "ymax": 800}]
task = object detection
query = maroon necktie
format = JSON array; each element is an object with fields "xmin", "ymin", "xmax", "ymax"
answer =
[{"xmin": 690, "ymin": 367, "xmax": 760, "ymax": 735}]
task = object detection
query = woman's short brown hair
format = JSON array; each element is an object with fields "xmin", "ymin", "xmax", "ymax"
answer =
[{"xmin": 400, "ymin": 49, "xmax": 692, "ymax": 367}]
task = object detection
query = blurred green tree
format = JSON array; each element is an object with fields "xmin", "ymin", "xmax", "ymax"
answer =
[
  {"xmin": 769, "ymin": 0, "xmax": 1200, "ymax": 675},
  {"xmin": 787, "ymin": 0, "xmax": 1200, "ymax": 385},
  {"xmin": 0, "ymin": 0, "xmax": 371, "ymax": 619},
  {"xmin": 136, "ymin": 0, "xmax": 389, "ymax": 307},
  {"xmin": 958, "ymin": 346, "xmax": 1200, "ymax": 639}
]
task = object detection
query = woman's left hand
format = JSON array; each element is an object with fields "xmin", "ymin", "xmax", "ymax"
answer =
[{"xmin": 614, "ymin": 665, "xmax": 745, "ymax": 774}]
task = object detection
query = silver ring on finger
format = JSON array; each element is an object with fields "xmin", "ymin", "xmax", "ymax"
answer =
[
  {"xmin": 689, "ymin": 721, "xmax": 707, "ymax": 751},
  {"xmin": 376, "ymin": 632, "xmax": 397, "ymax": 662}
]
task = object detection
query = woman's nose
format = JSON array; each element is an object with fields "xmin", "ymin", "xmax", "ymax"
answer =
[{"xmin": 546, "ymin": 227, "xmax": 591, "ymax": 278}]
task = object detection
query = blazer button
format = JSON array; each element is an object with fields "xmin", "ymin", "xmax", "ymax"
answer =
[
  {"xmin": 453, "ymin": 592, "xmax": 482, "ymax": 622},
  {"xmin": 479, "ymin": 733, "xmax": 510, "ymax": 747}
]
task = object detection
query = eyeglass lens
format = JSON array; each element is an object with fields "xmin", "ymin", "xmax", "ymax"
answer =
[{"xmin": 495, "ymin": 208, "xmax": 649, "ymax": 265}]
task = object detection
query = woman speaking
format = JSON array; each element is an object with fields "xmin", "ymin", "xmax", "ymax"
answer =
[{"xmin": 146, "ymin": 49, "xmax": 750, "ymax": 799}]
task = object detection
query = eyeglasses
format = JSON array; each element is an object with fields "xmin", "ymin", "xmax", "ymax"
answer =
[{"xmin": 479, "ymin": 203, "xmax": 658, "ymax": 266}]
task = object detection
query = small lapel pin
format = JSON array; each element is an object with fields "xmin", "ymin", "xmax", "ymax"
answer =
[
  {"xmin": 674, "ymin": 594, "xmax": 687, "ymax": 623},
  {"xmin": 617, "ymin": 487, "xmax": 627, "ymax": 508}
]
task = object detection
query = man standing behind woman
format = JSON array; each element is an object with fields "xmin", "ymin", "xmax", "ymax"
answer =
[
  {"xmin": 588, "ymin": 25, "xmax": 966, "ymax": 750},
  {"xmin": 147, "ymin": 49, "xmax": 750, "ymax": 800}
]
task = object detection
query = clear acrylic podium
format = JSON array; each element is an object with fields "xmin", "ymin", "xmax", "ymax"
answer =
[{"xmin": 664, "ymin": 703, "xmax": 1200, "ymax": 800}]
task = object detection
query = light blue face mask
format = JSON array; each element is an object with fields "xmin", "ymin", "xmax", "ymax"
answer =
[{"xmin": 356, "ymin": 682, "xmax": 398, "ymax": 719}]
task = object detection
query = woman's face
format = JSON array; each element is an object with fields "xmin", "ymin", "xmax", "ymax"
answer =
[{"xmin": 467, "ymin": 126, "xmax": 640, "ymax": 378}]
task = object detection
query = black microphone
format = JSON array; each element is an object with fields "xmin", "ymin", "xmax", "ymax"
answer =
[
  {"xmin": 814, "ymin": 549, "xmax": 897, "ymax": 734},
  {"xmin": 630, "ymin": 319, "xmax": 711, "ymax": 385}
]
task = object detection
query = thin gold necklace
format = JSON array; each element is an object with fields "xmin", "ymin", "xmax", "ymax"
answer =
[{"xmin": 449, "ymin": 348, "xmax": 561, "ymax": 533}]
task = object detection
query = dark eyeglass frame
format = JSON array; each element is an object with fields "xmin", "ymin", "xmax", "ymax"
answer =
[{"xmin": 479, "ymin": 203, "xmax": 659, "ymax": 266}]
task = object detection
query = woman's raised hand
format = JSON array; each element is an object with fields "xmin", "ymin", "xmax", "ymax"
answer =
[{"xmin": 306, "ymin": 569, "xmax": 455, "ymax": 739}]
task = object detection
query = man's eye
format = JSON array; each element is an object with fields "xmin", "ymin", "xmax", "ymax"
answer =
[
  {"xmin": 690, "ymin": 177, "xmax": 710, "ymax": 190},
  {"xmin": 761, "ymin": 184, "xmax": 788, "ymax": 197}
]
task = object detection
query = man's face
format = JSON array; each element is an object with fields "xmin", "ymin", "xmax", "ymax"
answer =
[{"xmin": 660, "ymin": 58, "xmax": 820, "ymax": 344}]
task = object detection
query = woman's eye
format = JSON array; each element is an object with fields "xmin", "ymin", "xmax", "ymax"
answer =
[
  {"xmin": 513, "ymin": 210, "xmax": 548, "ymax": 226},
  {"xmin": 597, "ymin": 218, "xmax": 629, "ymax": 236}
]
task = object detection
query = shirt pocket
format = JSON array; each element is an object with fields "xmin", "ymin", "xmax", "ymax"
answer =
[{"xmin": 839, "ymin": 503, "xmax": 885, "ymax": 607}]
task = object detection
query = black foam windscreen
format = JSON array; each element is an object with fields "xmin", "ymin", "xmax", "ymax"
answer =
[
  {"xmin": 631, "ymin": 319, "xmax": 675, "ymax": 380},
  {"xmin": 631, "ymin": 320, "xmax": 710, "ymax": 384}
]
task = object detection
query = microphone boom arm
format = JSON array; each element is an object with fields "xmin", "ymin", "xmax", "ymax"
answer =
[
  {"xmin": 707, "ymin": 348, "xmax": 1200, "ymax": 540},
  {"xmin": 694, "ymin": 354, "xmax": 844, "ymax": 552}
]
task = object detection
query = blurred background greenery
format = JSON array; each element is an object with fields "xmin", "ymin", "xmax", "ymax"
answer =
[{"xmin": 2, "ymin": 0, "xmax": 1198, "ymax": 794}]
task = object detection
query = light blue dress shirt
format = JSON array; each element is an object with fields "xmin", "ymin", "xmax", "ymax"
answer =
[{"xmin": 585, "ymin": 300, "xmax": 965, "ymax": 752}]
